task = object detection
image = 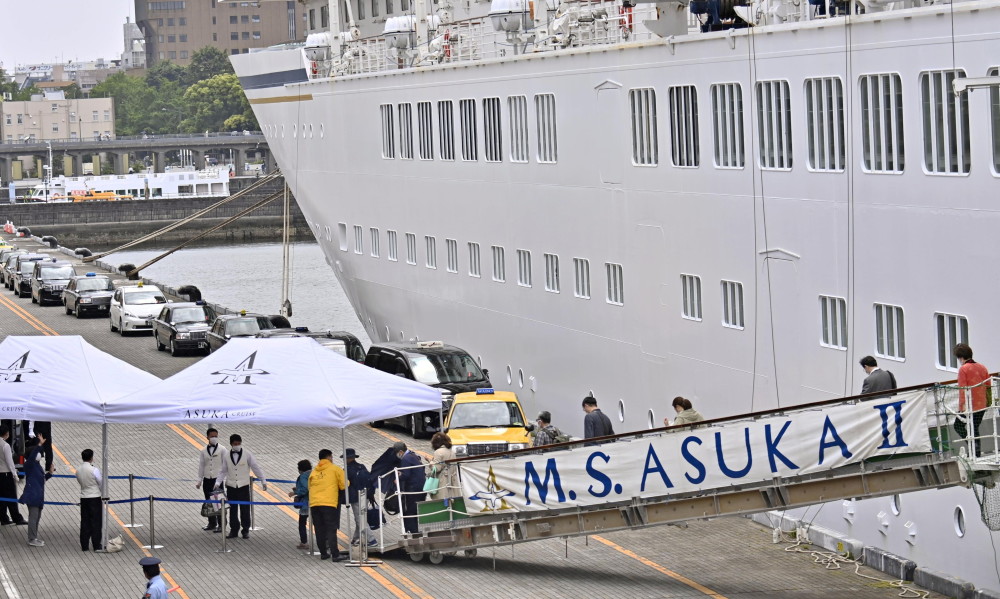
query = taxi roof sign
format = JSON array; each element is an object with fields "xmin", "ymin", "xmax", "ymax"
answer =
[{"xmin": 476, "ymin": 388, "xmax": 495, "ymax": 395}]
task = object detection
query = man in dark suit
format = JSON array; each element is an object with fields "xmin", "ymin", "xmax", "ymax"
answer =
[
  {"xmin": 860, "ymin": 356, "xmax": 897, "ymax": 397},
  {"xmin": 395, "ymin": 442, "xmax": 425, "ymax": 534}
]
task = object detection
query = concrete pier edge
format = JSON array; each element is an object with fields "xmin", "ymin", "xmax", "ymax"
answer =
[{"xmin": 749, "ymin": 511, "xmax": 999, "ymax": 597}]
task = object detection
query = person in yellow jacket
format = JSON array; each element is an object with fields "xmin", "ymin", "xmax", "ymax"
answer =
[{"xmin": 308, "ymin": 449, "xmax": 346, "ymax": 561}]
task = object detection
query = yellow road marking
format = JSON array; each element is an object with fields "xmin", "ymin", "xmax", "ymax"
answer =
[
  {"xmin": 591, "ymin": 535, "xmax": 728, "ymax": 598},
  {"xmin": 0, "ymin": 292, "xmax": 58, "ymax": 335}
]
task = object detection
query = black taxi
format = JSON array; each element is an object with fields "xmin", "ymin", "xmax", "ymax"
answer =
[
  {"xmin": 255, "ymin": 328, "xmax": 366, "ymax": 362},
  {"xmin": 61, "ymin": 273, "xmax": 115, "ymax": 318},
  {"xmin": 206, "ymin": 312, "xmax": 275, "ymax": 352},
  {"xmin": 30, "ymin": 259, "xmax": 75, "ymax": 305},
  {"xmin": 153, "ymin": 301, "xmax": 218, "ymax": 356}
]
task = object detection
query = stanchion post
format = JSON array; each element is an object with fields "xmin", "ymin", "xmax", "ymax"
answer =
[
  {"xmin": 142, "ymin": 496, "xmax": 163, "ymax": 549},
  {"xmin": 217, "ymin": 496, "xmax": 232, "ymax": 554},
  {"xmin": 123, "ymin": 474, "xmax": 143, "ymax": 528},
  {"xmin": 249, "ymin": 478, "xmax": 262, "ymax": 531}
]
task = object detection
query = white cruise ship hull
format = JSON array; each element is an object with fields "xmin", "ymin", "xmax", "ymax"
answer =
[{"xmin": 234, "ymin": 2, "xmax": 1000, "ymax": 587}]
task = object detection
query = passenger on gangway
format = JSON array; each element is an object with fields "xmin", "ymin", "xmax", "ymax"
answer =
[
  {"xmin": 859, "ymin": 356, "xmax": 898, "ymax": 397},
  {"xmin": 667, "ymin": 397, "xmax": 704, "ymax": 427},
  {"xmin": 582, "ymin": 396, "xmax": 615, "ymax": 445},
  {"xmin": 954, "ymin": 343, "xmax": 991, "ymax": 457}
]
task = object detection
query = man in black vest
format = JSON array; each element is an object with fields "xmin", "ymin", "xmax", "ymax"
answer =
[{"xmin": 214, "ymin": 434, "xmax": 267, "ymax": 539}]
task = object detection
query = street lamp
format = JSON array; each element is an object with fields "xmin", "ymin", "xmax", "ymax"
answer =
[{"xmin": 43, "ymin": 141, "xmax": 53, "ymax": 202}]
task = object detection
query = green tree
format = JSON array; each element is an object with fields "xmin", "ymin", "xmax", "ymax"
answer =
[
  {"xmin": 145, "ymin": 61, "xmax": 187, "ymax": 90},
  {"xmin": 90, "ymin": 73, "xmax": 159, "ymax": 136},
  {"xmin": 180, "ymin": 73, "xmax": 256, "ymax": 133},
  {"xmin": 185, "ymin": 47, "xmax": 234, "ymax": 86}
]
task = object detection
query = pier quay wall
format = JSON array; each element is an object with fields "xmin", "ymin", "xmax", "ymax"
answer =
[{"xmin": 0, "ymin": 177, "xmax": 311, "ymax": 247}]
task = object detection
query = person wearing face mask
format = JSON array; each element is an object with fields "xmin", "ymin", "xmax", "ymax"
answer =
[
  {"xmin": 19, "ymin": 433, "xmax": 48, "ymax": 547},
  {"xmin": 195, "ymin": 427, "xmax": 227, "ymax": 533},
  {"xmin": 214, "ymin": 433, "xmax": 267, "ymax": 539}
]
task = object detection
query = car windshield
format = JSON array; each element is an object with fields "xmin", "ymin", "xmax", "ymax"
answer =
[
  {"xmin": 227, "ymin": 317, "xmax": 272, "ymax": 336},
  {"xmin": 5, "ymin": 256, "xmax": 20, "ymax": 268},
  {"xmin": 172, "ymin": 307, "xmax": 212, "ymax": 323},
  {"xmin": 19, "ymin": 262, "xmax": 39, "ymax": 274},
  {"xmin": 76, "ymin": 278, "xmax": 112, "ymax": 292},
  {"xmin": 39, "ymin": 266, "xmax": 74, "ymax": 280},
  {"xmin": 124, "ymin": 291, "xmax": 166, "ymax": 305},
  {"xmin": 407, "ymin": 352, "xmax": 487, "ymax": 385},
  {"xmin": 449, "ymin": 401, "xmax": 524, "ymax": 429}
]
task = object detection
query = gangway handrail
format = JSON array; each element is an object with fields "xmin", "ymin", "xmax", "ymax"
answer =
[{"xmin": 447, "ymin": 374, "xmax": 1000, "ymax": 464}]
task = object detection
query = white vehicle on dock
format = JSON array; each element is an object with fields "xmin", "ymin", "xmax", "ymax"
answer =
[
  {"xmin": 26, "ymin": 168, "xmax": 230, "ymax": 202},
  {"xmin": 109, "ymin": 283, "xmax": 167, "ymax": 335}
]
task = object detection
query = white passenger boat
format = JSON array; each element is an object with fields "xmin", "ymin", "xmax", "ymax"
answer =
[
  {"xmin": 232, "ymin": 0, "xmax": 1000, "ymax": 587},
  {"xmin": 26, "ymin": 168, "xmax": 230, "ymax": 201}
]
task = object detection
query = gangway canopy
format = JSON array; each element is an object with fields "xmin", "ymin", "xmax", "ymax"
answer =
[
  {"xmin": 106, "ymin": 337, "xmax": 443, "ymax": 427},
  {"xmin": 0, "ymin": 335, "xmax": 160, "ymax": 423}
]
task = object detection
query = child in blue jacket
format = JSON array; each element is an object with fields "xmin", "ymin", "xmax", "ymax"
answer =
[{"xmin": 287, "ymin": 460, "xmax": 311, "ymax": 549}]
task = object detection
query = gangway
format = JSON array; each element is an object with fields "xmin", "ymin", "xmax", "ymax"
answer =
[{"xmin": 369, "ymin": 376, "xmax": 1000, "ymax": 564}]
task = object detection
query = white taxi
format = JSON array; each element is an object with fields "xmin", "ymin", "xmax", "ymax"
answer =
[{"xmin": 109, "ymin": 283, "xmax": 167, "ymax": 335}]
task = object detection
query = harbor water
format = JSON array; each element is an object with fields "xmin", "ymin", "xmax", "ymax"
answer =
[{"xmin": 108, "ymin": 241, "xmax": 371, "ymax": 345}]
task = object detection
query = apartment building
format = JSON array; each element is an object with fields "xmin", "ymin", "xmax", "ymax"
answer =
[
  {"xmin": 135, "ymin": 1, "xmax": 301, "ymax": 66},
  {"xmin": 1, "ymin": 91, "xmax": 115, "ymax": 143}
]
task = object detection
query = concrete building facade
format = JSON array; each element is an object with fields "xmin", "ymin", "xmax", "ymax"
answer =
[
  {"xmin": 135, "ymin": 0, "xmax": 301, "ymax": 67},
  {"xmin": 1, "ymin": 91, "xmax": 115, "ymax": 144}
]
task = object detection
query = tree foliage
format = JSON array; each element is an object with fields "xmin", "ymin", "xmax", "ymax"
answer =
[{"xmin": 89, "ymin": 47, "xmax": 255, "ymax": 135}]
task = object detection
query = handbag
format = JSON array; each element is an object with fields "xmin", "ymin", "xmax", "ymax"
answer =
[
  {"xmin": 423, "ymin": 476, "xmax": 440, "ymax": 496},
  {"xmin": 367, "ymin": 505, "xmax": 383, "ymax": 530},
  {"xmin": 201, "ymin": 501, "xmax": 221, "ymax": 518}
]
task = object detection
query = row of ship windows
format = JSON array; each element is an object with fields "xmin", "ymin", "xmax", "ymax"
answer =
[
  {"xmin": 331, "ymin": 223, "xmax": 624, "ymax": 304},
  {"xmin": 682, "ymin": 274, "xmax": 969, "ymax": 371},
  {"xmin": 376, "ymin": 69, "xmax": 1000, "ymax": 175}
]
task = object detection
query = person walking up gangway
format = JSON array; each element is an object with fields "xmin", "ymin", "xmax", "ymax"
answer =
[{"xmin": 954, "ymin": 343, "xmax": 991, "ymax": 457}]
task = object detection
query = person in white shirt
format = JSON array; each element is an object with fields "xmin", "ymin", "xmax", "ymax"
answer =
[
  {"xmin": 76, "ymin": 448, "xmax": 102, "ymax": 551},
  {"xmin": 195, "ymin": 427, "xmax": 227, "ymax": 533},
  {"xmin": 0, "ymin": 426, "xmax": 25, "ymax": 526},
  {"xmin": 214, "ymin": 434, "xmax": 267, "ymax": 539}
]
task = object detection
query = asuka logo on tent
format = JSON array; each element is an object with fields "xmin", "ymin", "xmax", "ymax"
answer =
[
  {"xmin": 211, "ymin": 351, "xmax": 270, "ymax": 385},
  {"xmin": 0, "ymin": 352, "xmax": 38, "ymax": 383}
]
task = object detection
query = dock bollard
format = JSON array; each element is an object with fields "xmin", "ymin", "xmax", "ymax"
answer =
[
  {"xmin": 142, "ymin": 496, "xmax": 163, "ymax": 549},
  {"xmin": 217, "ymin": 497, "xmax": 232, "ymax": 554},
  {"xmin": 123, "ymin": 474, "xmax": 143, "ymax": 528},
  {"xmin": 249, "ymin": 478, "xmax": 262, "ymax": 531}
]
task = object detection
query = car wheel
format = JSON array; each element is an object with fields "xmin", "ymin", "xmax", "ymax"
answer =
[
  {"xmin": 65, "ymin": 302, "xmax": 73, "ymax": 315},
  {"xmin": 409, "ymin": 415, "xmax": 420, "ymax": 439},
  {"xmin": 155, "ymin": 333, "xmax": 165, "ymax": 351},
  {"xmin": 170, "ymin": 339, "xmax": 179, "ymax": 357},
  {"xmin": 110, "ymin": 317, "xmax": 118, "ymax": 332},
  {"xmin": 74, "ymin": 303, "xmax": 83, "ymax": 319},
  {"xmin": 370, "ymin": 420, "xmax": 385, "ymax": 428}
]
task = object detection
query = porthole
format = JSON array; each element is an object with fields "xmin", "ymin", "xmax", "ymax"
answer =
[
  {"xmin": 506, "ymin": 365, "xmax": 512, "ymax": 385},
  {"xmin": 647, "ymin": 409, "xmax": 655, "ymax": 429},
  {"xmin": 292, "ymin": 124, "xmax": 297, "ymax": 138},
  {"xmin": 310, "ymin": 123, "xmax": 314, "ymax": 138},
  {"xmin": 518, "ymin": 368, "xmax": 524, "ymax": 388},
  {"xmin": 320, "ymin": 123, "xmax": 325, "ymax": 138},
  {"xmin": 384, "ymin": 326, "xmax": 390, "ymax": 342},
  {"xmin": 618, "ymin": 399, "xmax": 625, "ymax": 422},
  {"xmin": 954, "ymin": 506, "xmax": 966, "ymax": 537},
  {"xmin": 367, "ymin": 317, "xmax": 373, "ymax": 331},
  {"xmin": 890, "ymin": 494, "xmax": 900, "ymax": 516}
]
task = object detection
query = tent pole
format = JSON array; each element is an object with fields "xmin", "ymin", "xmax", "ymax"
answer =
[{"xmin": 101, "ymin": 422, "xmax": 109, "ymax": 552}]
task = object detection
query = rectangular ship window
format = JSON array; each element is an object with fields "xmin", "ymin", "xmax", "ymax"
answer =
[
  {"xmin": 756, "ymin": 80, "xmax": 792, "ymax": 170},
  {"xmin": 574, "ymin": 258, "xmax": 590, "ymax": 299},
  {"xmin": 425, "ymin": 236, "xmax": 437, "ymax": 269},
  {"xmin": 544, "ymin": 253, "xmax": 559, "ymax": 293},
  {"xmin": 517, "ymin": 249, "xmax": 532, "ymax": 287},
  {"xmin": 804, "ymin": 77, "xmax": 845, "ymax": 172},
  {"xmin": 669, "ymin": 85, "xmax": 699, "ymax": 167},
  {"xmin": 438, "ymin": 100, "xmax": 454, "ymax": 161},
  {"xmin": 372, "ymin": 0, "xmax": 379, "ymax": 18},
  {"xmin": 508, "ymin": 96, "xmax": 528, "ymax": 163},
  {"xmin": 992, "ymin": 68, "xmax": 1000, "ymax": 174},
  {"xmin": 370, "ymin": 227, "xmax": 380, "ymax": 258},
  {"xmin": 819, "ymin": 295, "xmax": 848, "ymax": 349},
  {"xmin": 681, "ymin": 274, "xmax": 702, "ymax": 320},
  {"xmin": 711, "ymin": 83, "xmax": 744, "ymax": 168},
  {"xmin": 874, "ymin": 303, "xmax": 905, "ymax": 360},
  {"xmin": 936, "ymin": 312, "xmax": 969, "ymax": 371},
  {"xmin": 721, "ymin": 280, "xmax": 744, "ymax": 329},
  {"xmin": 483, "ymin": 97, "xmax": 503, "ymax": 163},
  {"xmin": 380, "ymin": 104, "xmax": 395, "ymax": 159},
  {"xmin": 468, "ymin": 242, "xmax": 481, "ymax": 277},
  {"xmin": 491, "ymin": 245, "xmax": 506, "ymax": 282},
  {"xmin": 859, "ymin": 73, "xmax": 904, "ymax": 174},
  {"xmin": 353, "ymin": 225, "xmax": 364, "ymax": 254},
  {"xmin": 605, "ymin": 263, "xmax": 624, "ymax": 306},
  {"xmin": 535, "ymin": 93, "xmax": 558, "ymax": 163},
  {"xmin": 398, "ymin": 103, "xmax": 414, "ymax": 160},
  {"xmin": 629, "ymin": 88, "xmax": 658, "ymax": 166},
  {"xmin": 405, "ymin": 233, "xmax": 417, "ymax": 265},
  {"xmin": 336, "ymin": 222, "xmax": 347, "ymax": 250},
  {"xmin": 387, "ymin": 230, "xmax": 398, "ymax": 261},
  {"xmin": 460, "ymin": 99, "xmax": 478, "ymax": 161},
  {"xmin": 921, "ymin": 70, "xmax": 970, "ymax": 175},
  {"xmin": 446, "ymin": 239, "xmax": 458, "ymax": 273},
  {"xmin": 417, "ymin": 101, "xmax": 434, "ymax": 160}
]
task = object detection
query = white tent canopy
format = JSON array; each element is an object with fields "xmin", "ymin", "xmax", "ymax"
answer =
[
  {"xmin": 107, "ymin": 337, "xmax": 444, "ymax": 428},
  {"xmin": 0, "ymin": 335, "xmax": 160, "ymax": 423}
]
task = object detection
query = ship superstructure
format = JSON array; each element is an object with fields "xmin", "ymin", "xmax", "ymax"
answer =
[{"xmin": 232, "ymin": 0, "xmax": 1000, "ymax": 586}]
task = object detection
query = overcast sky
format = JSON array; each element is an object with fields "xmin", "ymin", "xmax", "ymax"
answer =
[{"xmin": 1, "ymin": 0, "xmax": 134, "ymax": 68}]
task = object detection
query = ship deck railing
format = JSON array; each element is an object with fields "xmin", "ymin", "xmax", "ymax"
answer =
[{"xmin": 367, "ymin": 376, "xmax": 1000, "ymax": 562}]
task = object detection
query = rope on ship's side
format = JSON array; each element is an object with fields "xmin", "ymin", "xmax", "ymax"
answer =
[
  {"xmin": 81, "ymin": 169, "xmax": 283, "ymax": 263},
  {"xmin": 125, "ymin": 189, "xmax": 285, "ymax": 278}
]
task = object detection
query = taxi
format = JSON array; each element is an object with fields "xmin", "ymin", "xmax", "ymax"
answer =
[
  {"xmin": 443, "ymin": 389, "xmax": 533, "ymax": 458},
  {"xmin": 109, "ymin": 282, "xmax": 167, "ymax": 335}
]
